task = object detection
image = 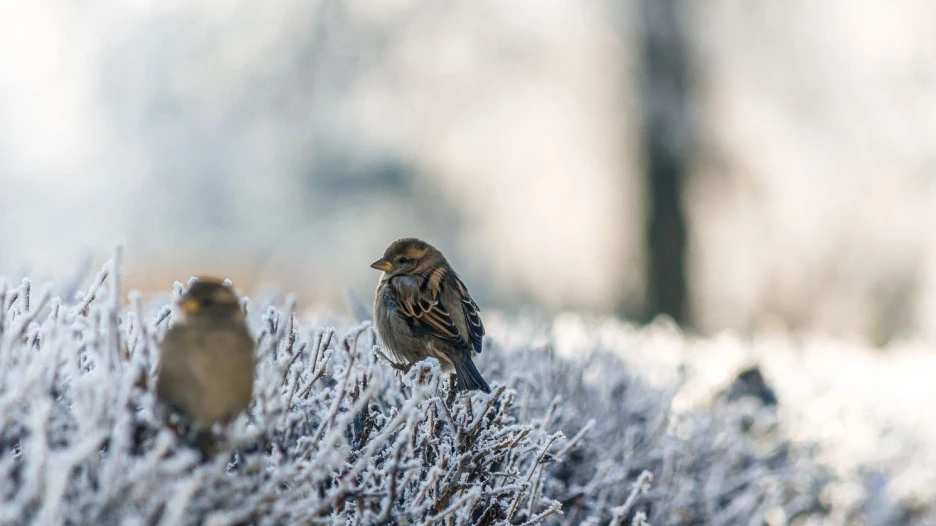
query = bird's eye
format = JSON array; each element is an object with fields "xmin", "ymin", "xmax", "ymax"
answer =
[{"xmin": 397, "ymin": 257, "xmax": 410, "ymax": 265}]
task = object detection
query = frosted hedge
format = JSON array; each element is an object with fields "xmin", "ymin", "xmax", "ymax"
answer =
[{"xmin": 0, "ymin": 260, "xmax": 926, "ymax": 525}]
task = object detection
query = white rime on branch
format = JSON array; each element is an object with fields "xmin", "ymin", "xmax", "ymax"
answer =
[{"xmin": 0, "ymin": 260, "xmax": 886, "ymax": 525}]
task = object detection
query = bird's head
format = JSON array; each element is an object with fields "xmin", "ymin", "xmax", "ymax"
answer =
[
  {"xmin": 370, "ymin": 238, "xmax": 446, "ymax": 277},
  {"xmin": 177, "ymin": 278, "xmax": 244, "ymax": 322}
]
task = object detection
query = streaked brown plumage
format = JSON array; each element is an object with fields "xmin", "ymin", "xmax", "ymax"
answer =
[
  {"xmin": 156, "ymin": 278, "xmax": 256, "ymax": 435},
  {"xmin": 371, "ymin": 238, "xmax": 491, "ymax": 393}
]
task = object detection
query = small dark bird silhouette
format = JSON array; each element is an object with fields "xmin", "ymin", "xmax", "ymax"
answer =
[{"xmin": 722, "ymin": 365, "xmax": 778, "ymax": 407}]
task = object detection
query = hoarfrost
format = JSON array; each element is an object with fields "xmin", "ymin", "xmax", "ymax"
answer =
[{"xmin": 0, "ymin": 262, "xmax": 925, "ymax": 524}]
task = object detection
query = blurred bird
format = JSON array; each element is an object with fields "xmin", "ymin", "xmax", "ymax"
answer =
[
  {"xmin": 156, "ymin": 278, "xmax": 256, "ymax": 453},
  {"xmin": 721, "ymin": 365, "xmax": 778, "ymax": 407},
  {"xmin": 371, "ymin": 238, "xmax": 491, "ymax": 393}
]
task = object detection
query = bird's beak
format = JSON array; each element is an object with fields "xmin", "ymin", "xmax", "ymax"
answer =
[
  {"xmin": 370, "ymin": 259, "xmax": 393, "ymax": 272},
  {"xmin": 179, "ymin": 297, "xmax": 201, "ymax": 314}
]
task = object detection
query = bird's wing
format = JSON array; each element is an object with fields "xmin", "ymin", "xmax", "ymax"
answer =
[
  {"xmin": 452, "ymin": 275, "xmax": 485, "ymax": 353},
  {"xmin": 392, "ymin": 268, "xmax": 472, "ymax": 351},
  {"xmin": 155, "ymin": 326, "xmax": 203, "ymax": 408}
]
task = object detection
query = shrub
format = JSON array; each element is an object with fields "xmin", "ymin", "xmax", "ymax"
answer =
[{"xmin": 0, "ymin": 260, "xmax": 853, "ymax": 525}]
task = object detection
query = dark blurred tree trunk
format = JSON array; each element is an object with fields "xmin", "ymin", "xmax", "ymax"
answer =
[{"xmin": 638, "ymin": 0, "xmax": 693, "ymax": 326}]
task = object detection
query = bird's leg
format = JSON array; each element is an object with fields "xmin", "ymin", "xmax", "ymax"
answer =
[
  {"xmin": 374, "ymin": 346, "xmax": 411, "ymax": 372},
  {"xmin": 374, "ymin": 346, "xmax": 414, "ymax": 399}
]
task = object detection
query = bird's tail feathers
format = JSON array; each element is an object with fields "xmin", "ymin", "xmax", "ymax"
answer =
[{"xmin": 453, "ymin": 356, "xmax": 491, "ymax": 393}]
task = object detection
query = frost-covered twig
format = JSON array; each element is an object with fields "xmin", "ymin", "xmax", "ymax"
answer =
[
  {"xmin": 610, "ymin": 470, "xmax": 653, "ymax": 526},
  {"xmin": 70, "ymin": 266, "xmax": 110, "ymax": 318}
]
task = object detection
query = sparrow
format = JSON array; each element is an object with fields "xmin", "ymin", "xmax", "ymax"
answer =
[
  {"xmin": 156, "ymin": 278, "xmax": 256, "ymax": 449},
  {"xmin": 371, "ymin": 238, "xmax": 491, "ymax": 393}
]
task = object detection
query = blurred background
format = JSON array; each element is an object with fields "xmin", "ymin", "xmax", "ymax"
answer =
[{"xmin": 1, "ymin": 0, "xmax": 934, "ymax": 345}]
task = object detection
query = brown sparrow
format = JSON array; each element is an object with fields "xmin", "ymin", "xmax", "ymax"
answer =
[
  {"xmin": 371, "ymin": 238, "xmax": 491, "ymax": 393},
  {"xmin": 156, "ymin": 278, "xmax": 256, "ymax": 444}
]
